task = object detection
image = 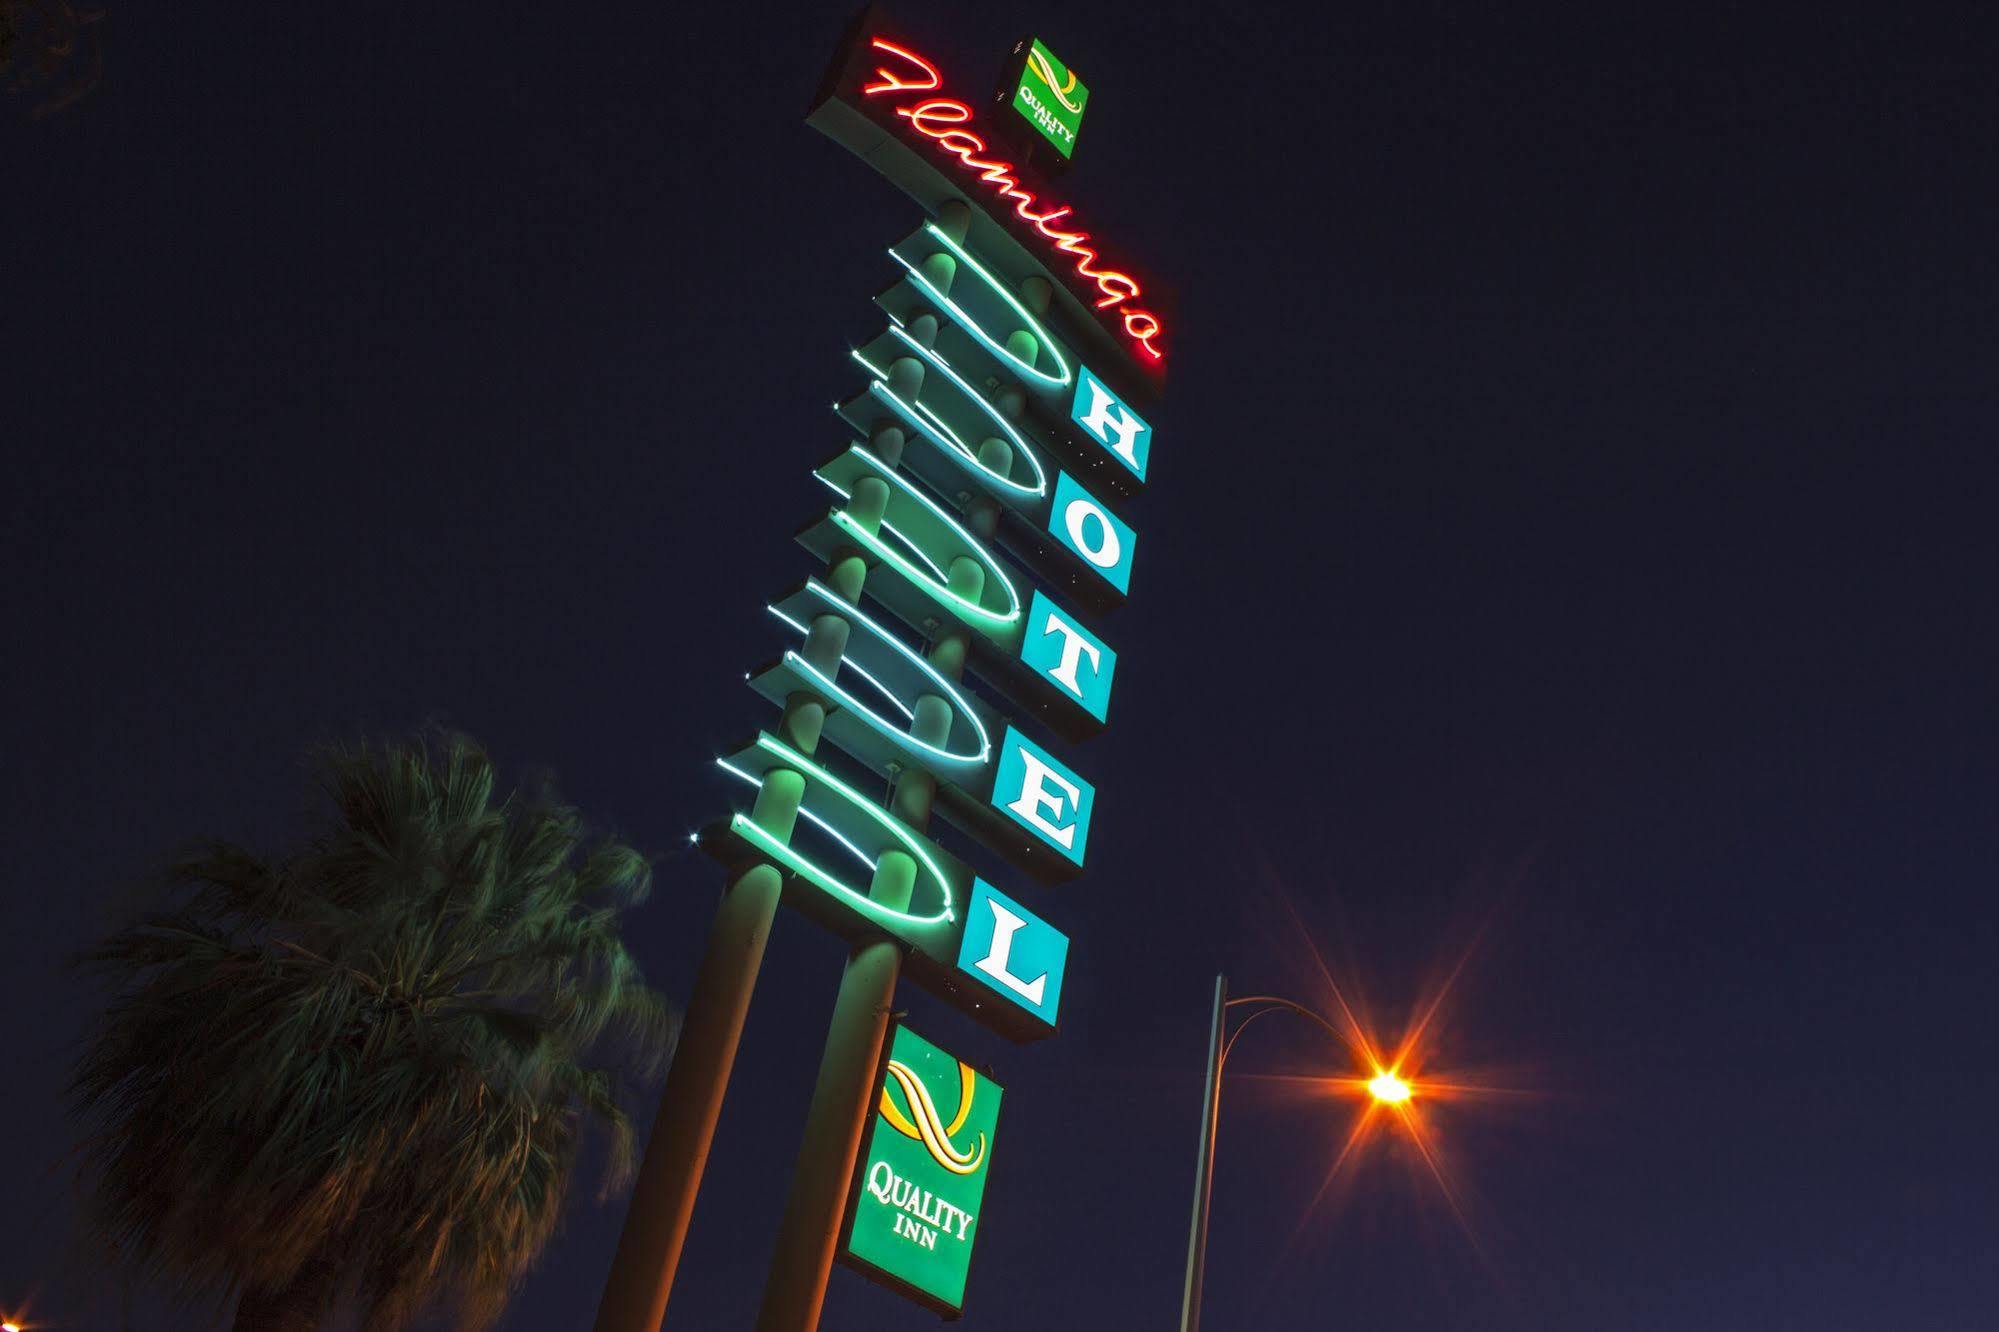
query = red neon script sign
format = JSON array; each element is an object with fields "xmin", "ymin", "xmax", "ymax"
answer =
[{"xmin": 861, "ymin": 38, "xmax": 1166, "ymax": 365}]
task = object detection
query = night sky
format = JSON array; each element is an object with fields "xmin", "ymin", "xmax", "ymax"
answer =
[{"xmin": 7, "ymin": 3, "xmax": 1997, "ymax": 1329}]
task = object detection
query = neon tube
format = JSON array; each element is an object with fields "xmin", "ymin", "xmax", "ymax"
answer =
[
  {"xmin": 889, "ymin": 223, "xmax": 1073, "ymax": 390},
  {"xmin": 823, "ymin": 446, "xmax": 1023, "ymax": 632},
  {"xmin": 727, "ymin": 732, "xmax": 957, "ymax": 927},
  {"xmin": 772, "ymin": 579, "xmax": 991, "ymax": 766}
]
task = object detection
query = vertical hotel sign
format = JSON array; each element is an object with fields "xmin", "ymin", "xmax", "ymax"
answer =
[
  {"xmin": 844, "ymin": 1025, "xmax": 1003, "ymax": 1314},
  {"xmin": 691, "ymin": 7, "xmax": 1164, "ymax": 1320}
]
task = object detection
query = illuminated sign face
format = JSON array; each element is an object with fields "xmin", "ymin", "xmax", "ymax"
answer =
[
  {"xmin": 1010, "ymin": 38, "xmax": 1088, "ymax": 159},
  {"xmin": 1049, "ymin": 472, "xmax": 1137, "ymax": 595},
  {"xmin": 1072, "ymin": 366, "xmax": 1152, "ymax": 481},
  {"xmin": 958, "ymin": 879, "xmax": 1068, "ymax": 1027},
  {"xmin": 815, "ymin": 32, "xmax": 1168, "ymax": 366},
  {"xmin": 844, "ymin": 1025, "xmax": 1003, "ymax": 1314},
  {"xmin": 992, "ymin": 726, "xmax": 1095, "ymax": 867},
  {"xmin": 1020, "ymin": 589, "xmax": 1115, "ymax": 722}
]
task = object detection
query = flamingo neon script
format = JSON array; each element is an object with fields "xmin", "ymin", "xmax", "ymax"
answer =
[{"xmin": 861, "ymin": 39, "xmax": 1167, "ymax": 365}]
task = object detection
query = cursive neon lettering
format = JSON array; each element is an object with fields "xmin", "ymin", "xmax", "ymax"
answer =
[
  {"xmin": 862, "ymin": 38, "xmax": 941, "ymax": 97},
  {"xmin": 864, "ymin": 38, "xmax": 1166, "ymax": 363}
]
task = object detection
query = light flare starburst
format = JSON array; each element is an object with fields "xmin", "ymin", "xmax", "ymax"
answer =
[{"xmin": 1233, "ymin": 888, "xmax": 1535, "ymax": 1261}]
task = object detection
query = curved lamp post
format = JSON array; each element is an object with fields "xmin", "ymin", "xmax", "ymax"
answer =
[{"xmin": 1178, "ymin": 974, "xmax": 1388, "ymax": 1332}]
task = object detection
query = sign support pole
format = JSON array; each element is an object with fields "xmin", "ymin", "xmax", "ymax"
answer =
[
  {"xmin": 1179, "ymin": 973, "xmax": 1228, "ymax": 1332},
  {"xmin": 595, "ymin": 857, "xmax": 786, "ymax": 1332}
]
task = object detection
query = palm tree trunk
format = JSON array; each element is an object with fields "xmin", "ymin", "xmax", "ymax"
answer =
[{"xmin": 233, "ymin": 1252, "xmax": 341, "ymax": 1332}]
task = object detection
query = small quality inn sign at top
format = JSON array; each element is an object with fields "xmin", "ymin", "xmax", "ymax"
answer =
[{"xmin": 1010, "ymin": 38, "xmax": 1089, "ymax": 158}]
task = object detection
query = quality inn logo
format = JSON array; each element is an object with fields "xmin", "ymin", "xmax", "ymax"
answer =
[
  {"xmin": 880, "ymin": 1054, "xmax": 987, "ymax": 1173},
  {"xmin": 1027, "ymin": 45, "xmax": 1085, "ymax": 116},
  {"xmin": 1011, "ymin": 38, "xmax": 1088, "ymax": 159}
]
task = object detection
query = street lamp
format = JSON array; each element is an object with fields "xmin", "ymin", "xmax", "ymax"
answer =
[{"xmin": 1178, "ymin": 974, "xmax": 1407, "ymax": 1332}]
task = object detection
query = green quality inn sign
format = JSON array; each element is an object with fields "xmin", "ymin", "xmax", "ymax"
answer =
[
  {"xmin": 844, "ymin": 1026, "xmax": 1004, "ymax": 1312},
  {"xmin": 1008, "ymin": 37, "xmax": 1089, "ymax": 159}
]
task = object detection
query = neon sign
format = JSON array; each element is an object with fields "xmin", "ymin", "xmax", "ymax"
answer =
[
  {"xmin": 767, "ymin": 579, "xmax": 993, "ymax": 768},
  {"xmin": 890, "ymin": 222, "xmax": 1071, "ymax": 391},
  {"xmin": 815, "ymin": 445, "xmax": 1024, "ymax": 633},
  {"xmin": 724, "ymin": 732, "xmax": 959, "ymax": 930},
  {"xmin": 851, "ymin": 325, "xmax": 1049, "ymax": 501},
  {"xmin": 858, "ymin": 37, "xmax": 1166, "ymax": 365}
]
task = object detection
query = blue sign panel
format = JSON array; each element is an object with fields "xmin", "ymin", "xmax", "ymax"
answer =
[
  {"xmin": 957, "ymin": 879, "xmax": 1069, "ymax": 1026},
  {"xmin": 990, "ymin": 726, "xmax": 1095, "ymax": 867},
  {"xmin": 1019, "ymin": 589, "xmax": 1115, "ymax": 723},
  {"xmin": 1047, "ymin": 472, "xmax": 1136, "ymax": 595},
  {"xmin": 1070, "ymin": 365, "xmax": 1152, "ymax": 481}
]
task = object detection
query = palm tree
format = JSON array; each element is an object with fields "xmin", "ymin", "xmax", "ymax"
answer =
[{"xmin": 69, "ymin": 734, "xmax": 675, "ymax": 1330}]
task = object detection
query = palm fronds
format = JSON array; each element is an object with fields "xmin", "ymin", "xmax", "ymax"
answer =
[{"xmin": 70, "ymin": 733, "xmax": 674, "ymax": 1329}]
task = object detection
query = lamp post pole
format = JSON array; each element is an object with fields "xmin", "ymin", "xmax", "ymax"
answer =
[
  {"xmin": 1177, "ymin": 979, "xmax": 1359, "ymax": 1332},
  {"xmin": 1178, "ymin": 973, "xmax": 1228, "ymax": 1332}
]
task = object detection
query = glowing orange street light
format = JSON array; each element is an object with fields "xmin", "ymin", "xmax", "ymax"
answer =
[{"xmin": 1176, "ymin": 895, "xmax": 1521, "ymax": 1332}]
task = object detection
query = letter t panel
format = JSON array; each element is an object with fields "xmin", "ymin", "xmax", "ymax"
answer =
[{"xmin": 1019, "ymin": 589, "xmax": 1116, "ymax": 723}]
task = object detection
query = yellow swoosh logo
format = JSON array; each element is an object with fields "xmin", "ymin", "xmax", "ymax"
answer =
[
  {"xmin": 879, "ymin": 1057, "xmax": 987, "ymax": 1175},
  {"xmin": 1027, "ymin": 48, "xmax": 1085, "ymax": 115}
]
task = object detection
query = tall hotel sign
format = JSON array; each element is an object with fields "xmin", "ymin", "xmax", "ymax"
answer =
[{"xmin": 597, "ymin": 10, "xmax": 1167, "ymax": 1329}]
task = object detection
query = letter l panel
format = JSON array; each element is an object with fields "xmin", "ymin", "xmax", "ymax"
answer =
[{"xmin": 957, "ymin": 879, "xmax": 1069, "ymax": 1027}]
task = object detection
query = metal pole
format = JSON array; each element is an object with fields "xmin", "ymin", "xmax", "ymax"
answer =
[
  {"xmin": 594, "ymin": 859, "xmax": 785, "ymax": 1332},
  {"xmin": 1179, "ymin": 973, "xmax": 1228, "ymax": 1332}
]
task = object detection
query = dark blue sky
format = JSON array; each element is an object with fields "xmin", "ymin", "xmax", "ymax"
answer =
[{"xmin": 6, "ymin": 2, "xmax": 1996, "ymax": 1329}]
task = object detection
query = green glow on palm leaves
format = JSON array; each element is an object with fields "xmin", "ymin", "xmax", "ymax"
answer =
[
  {"xmin": 727, "ymin": 732, "xmax": 957, "ymax": 927},
  {"xmin": 891, "ymin": 223, "xmax": 1071, "ymax": 391},
  {"xmin": 769, "ymin": 580, "xmax": 992, "ymax": 767},
  {"xmin": 850, "ymin": 324, "xmax": 1048, "ymax": 500},
  {"xmin": 820, "ymin": 446, "xmax": 1023, "ymax": 631}
]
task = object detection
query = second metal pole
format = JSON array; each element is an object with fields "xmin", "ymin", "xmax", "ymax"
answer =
[{"xmin": 1179, "ymin": 973, "xmax": 1228, "ymax": 1332}]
